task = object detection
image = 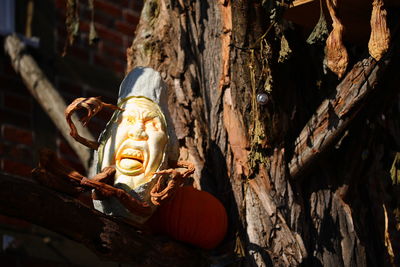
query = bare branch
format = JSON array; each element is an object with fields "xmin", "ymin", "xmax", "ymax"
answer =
[
  {"xmin": 289, "ymin": 55, "xmax": 389, "ymax": 177},
  {"xmin": 4, "ymin": 34, "xmax": 94, "ymax": 169},
  {"xmin": 65, "ymin": 97, "xmax": 121, "ymax": 150}
]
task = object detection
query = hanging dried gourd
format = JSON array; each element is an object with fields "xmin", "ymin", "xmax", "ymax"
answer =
[
  {"xmin": 324, "ymin": 0, "xmax": 349, "ymax": 78},
  {"xmin": 63, "ymin": 0, "xmax": 80, "ymax": 56},
  {"xmin": 368, "ymin": 0, "xmax": 390, "ymax": 61}
]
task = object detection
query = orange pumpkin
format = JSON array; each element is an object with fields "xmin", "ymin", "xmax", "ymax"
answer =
[{"xmin": 150, "ymin": 186, "xmax": 228, "ymax": 249}]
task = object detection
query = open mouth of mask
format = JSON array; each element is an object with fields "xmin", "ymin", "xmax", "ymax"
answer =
[{"xmin": 116, "ymin": 148, "xmax": 145, "ymax": 175}]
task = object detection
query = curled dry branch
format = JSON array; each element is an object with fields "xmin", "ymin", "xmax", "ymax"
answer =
[
  {"xmin": 150, "ymin": 161, "xmax": 195, "ymax": 206},
  {"xmin": 33, "ymin": 150, "xmax": 197, "ymax": 218},
  {"xmin": 32, "ymin": 149, "xmax": 152, "ymax": 218},
  {"xmin": 325, "ymin": 0, "xmax": 349, "ymax": 78},
  {"xmin": 81, "ymin": 176, "xmax": 153, "ymax": 217},
  {"xmin": 65, "ymin": 97, "xmax": 121, "ymax": 150},
  {"xmin": 32, "ymin": 149, "xmax": 86, "ymax": 195},
  {"xmin": 368, "ymin": 0, "xmax": 391, "ymax": 61}
]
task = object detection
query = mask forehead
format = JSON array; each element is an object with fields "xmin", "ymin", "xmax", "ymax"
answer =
[{"xmin": 120, "ymin": 97, "xmax": 167, "ymax": 130}]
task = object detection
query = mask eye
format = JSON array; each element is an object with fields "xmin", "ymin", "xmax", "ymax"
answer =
[
  {"xmin": 145, "ymin": 119, "xmax": 160, "ymax": 131},
  {"xmin": 123, "ymin": 116, "xmax": 135, "ymax": 124}
]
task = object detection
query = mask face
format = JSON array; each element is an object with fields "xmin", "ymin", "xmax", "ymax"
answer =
[{"xmin": 100, "ymin": 97, "xmax": 168, "ymax": 190}]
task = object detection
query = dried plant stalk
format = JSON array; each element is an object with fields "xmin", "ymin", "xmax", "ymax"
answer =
[
  {"xmin": 368, "ymin": 0, "xmax": 390, "ymax": 61},
  {"xmin": 65, "ymin": 97, "xmax": 121, "ymax": 150},
  {"xmin": 150, "ymin": 161, "xmax": 195, "ymax": 206},
  {"xmin": 325, "ymin": 0, "xmax": 349, "ymax": 78}
]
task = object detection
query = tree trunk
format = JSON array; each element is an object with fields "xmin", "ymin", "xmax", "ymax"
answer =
[{"xmin": 127, "ymin": 0, "xmax": 400, "ymax": 266}]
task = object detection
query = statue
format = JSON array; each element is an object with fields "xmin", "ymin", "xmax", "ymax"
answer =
[
  {"xmin": 92, "ymin": 67, "xmax": 180, "ymax": 223},
  {"xmin": 32, "ymin": 67, "xmax": 227, "ymax": 248}
]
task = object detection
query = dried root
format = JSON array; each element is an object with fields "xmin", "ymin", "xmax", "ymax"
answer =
[
  {"xmin": 368, "ymin": 0, "xmax": 390, "ymax": 61},
  {"xmin": 32, "ymin": 149, "xmax": 152, "ymax": 217},
  {"xmin": 325, "ymin": 0, "xmax": 349, "ymax": 78},
  {"xmin": 81, "ymin": 176, "xmax": 152, "ymax": 217},
  {"xmin": 65, "ymin": 97, "xmax": 121, "ymax": 149},
  {"xmin": 32, "ymin": 149, "xmax": 86, "ymax": 195},
  {"xmin": 150, "ymin": 161, "xmax": 195, "ymax": 206},
  {"xmin": 32, "ymin": 148, "xmax": 195, "ymax": 218}
]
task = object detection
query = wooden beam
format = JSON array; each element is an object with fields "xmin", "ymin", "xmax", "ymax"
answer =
[
  {"xmin": 291, "ymin": 0, "xmax": 399, "ymax": 8},
  {"xmin": 4, "ymin": 34, "xmax": 93, "ymax": 170},
  {"xmin": 0, "ymin": 173, "xmax": 204, "ymax": 266},
  {"xmin": 289, "ymin": 53, "xmax": 391, "ymax": 178},
  {"xmin": 291, "ymin": 0, "xmax": 315, "ymax": 7}
]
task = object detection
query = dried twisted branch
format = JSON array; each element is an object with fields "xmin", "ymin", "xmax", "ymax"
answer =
[
  {"xmin": 65, "ymin": 97, "xmax": 122, "ymax": 149},
  {"xmin": 32, "ymin": 149, "xmax": 86, "ymax": 195},
  {"xmin": 150, "ymin": 161, "xmax": 195, "ymax": 206},
  {"xmin": 32, "ymin": 149, "xmax": 152, "ymax": 218},
  {"xmin": 32, "ymin": 150, "xmax": 197, "ymax": 218},
  {"xmin": 81, "ymin": 177, "xmax": 152, "ymax": 217}
]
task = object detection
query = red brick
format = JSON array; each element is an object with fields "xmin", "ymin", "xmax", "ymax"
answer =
[
  {"xmin": 123, "ymin": 37, "xmax": 133, "ymax": 51},
  {"xmin": 80, "ymin": 21, "xmax": 90, "ymax": 33},
  {"xmin": 96, "ymin": 24, "xmax": 124, "ymax": 46},
  {"xmin": 2, "ymin": 159, "xmax": 33, "ymax": 178},
  {"xmin": 93, "ymin": 11, "xmax": 115, "ymax": 28},
  {"xmin": 0, "ymin": 142, "xmax": 6, "ymax": 156},
  {"xmin": 9, "ymin": 145, "xmax": 33, "ymax": 161},
  {"xmin": 57, "ymin": 79, "xmax": 84, "ymax": 96},
  {"xmin": 3, "ymin": 93, "xmax": 32, "ymax": 113},
  {"xmin": 0, "ymin": 214, "xmax": 31, "ymax": 229},
  {"xmin": 99, "ymin": 42, "xmax": 126, "ymax": 60},
  {"xmin": 0, "ymin": 74, "xmax": 29, "ymax": 95},
  {"xmin": 0, "ymin": 109, "xmax": 31, "ymax": 129},
  {"xmin": 113, "ymin": 0, "xmax": 129, "ymax": 7},
  {"xmin": 93, "ymin": 54, "xmax": 123, "ymax": 73},
  {"xmin": 123, "ymin": 9, "xmax": 140, "ymax": 25},
  {"xmin": 55, "ymin": 5, "xmax": 66, "ymax": 18},
  {"xmin": 55, "ymin": 0, "xmax": 66, "ymax": 10},
  {"xmin": 58, "ymin": 158, "xmax": 86, "ymax": 176},
  {"xmin": 94, "ymin": 0, "xmax": 123, "ymax": 18},
  {"xmin": 79, "ymin": 6, "xmax": 114, "ymax": 28},
  {"xmin": 69, "ymin": 45, "xmax": 90, "ymax": 62},
  {"xmin": 79, "ymin": 6, "xmax": 92, "ymax": 22},
  {"xmin": 57, "ymin": 138, "xmax": 79, "ymax": 159},
  {"xmin": 115, "ymin": 20, "xmax": 136, "ymax": 36},
  {"xmin": 3, "ymin": 125, "xmax": 33, "ymax": 146},
  {"xmin": 133, "ymin": 0, "xmax": 144, "ymax": 11}
]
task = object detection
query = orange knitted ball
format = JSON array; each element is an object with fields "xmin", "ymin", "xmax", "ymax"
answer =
[{"xmin": 151, "ymin": 186, "xmax": 228, "ymax": 249}]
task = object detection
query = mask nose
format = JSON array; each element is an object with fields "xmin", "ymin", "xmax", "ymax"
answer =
[{"xmin": 128, "ymin": 122, "xmax": 148, "ymax": 140}]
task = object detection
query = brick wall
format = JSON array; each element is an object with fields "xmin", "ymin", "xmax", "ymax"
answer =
[
  {"xmin": 0, "ymin": 0, "xmax": 143, "ymax": 178},
  {"xmin": 0, "ymin": 0, "xmax": 143, "ymax": 265}
]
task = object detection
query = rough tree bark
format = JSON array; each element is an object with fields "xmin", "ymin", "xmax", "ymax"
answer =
[{"xmin": 127, "ymin": 0, "xmax": 400, "ymax": 266}]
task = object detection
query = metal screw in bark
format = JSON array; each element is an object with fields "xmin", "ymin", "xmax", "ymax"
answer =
[{"xmin": 256, "ymin": 93, "xmax": 269, "ymax": 105}]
